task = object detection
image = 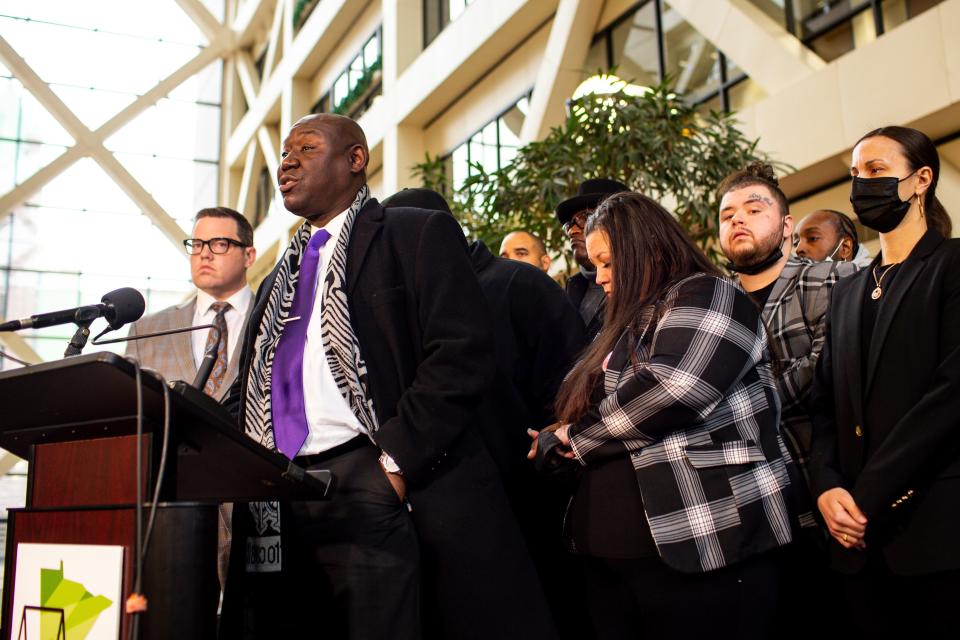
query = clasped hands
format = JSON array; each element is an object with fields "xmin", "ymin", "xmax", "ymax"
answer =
[
  {"xmin": 527, "ymin": 423, "xmax": 576, "ymax": 471},
  {"xmin": 817, "ymin": 487, "xmax": 868, "ymax": 550}
]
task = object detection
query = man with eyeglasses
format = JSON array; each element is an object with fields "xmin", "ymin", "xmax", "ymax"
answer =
[
  {"xmin": 555, "ymin": 179, "xmax": 627, "ymax": 341},
  {"xmin": 125, "ymin": 206, "xmax": 256, "ymax": 589}
]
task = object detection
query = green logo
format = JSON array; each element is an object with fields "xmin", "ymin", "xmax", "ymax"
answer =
[{"xmin": 36, "ymin": 561, "xmax": 113, "ymax": 640}]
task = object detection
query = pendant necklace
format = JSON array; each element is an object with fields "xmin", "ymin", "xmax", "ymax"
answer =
[{"xmin": 871, "ymin": 263, "xmax": 899, "ymax": 300}]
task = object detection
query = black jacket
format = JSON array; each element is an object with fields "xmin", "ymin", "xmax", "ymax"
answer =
[
  {"xmin": 565, "ymin": 270, "xmax": 604, "ymax": 341},
  {"xmin": 230, "ymin": 200, "xmax": 494, "ymax": 485},
  {"xmin": 810, "ymin": 229, "xmax": 960, "ymax": 575},
  {"xmin": 468, "ymin": 241, "xmax": 585, "ymax": 475}
]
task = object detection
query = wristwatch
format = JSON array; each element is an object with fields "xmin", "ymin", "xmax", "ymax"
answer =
[{"xmin": 379, "ymin": 452, "xmax": 401, "ymax": 474}]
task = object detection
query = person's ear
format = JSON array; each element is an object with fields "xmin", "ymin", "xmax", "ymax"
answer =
[
  {"xmin": 348, "ymin": 144, "xmax": 369, "ymax": 174},
  {"xmin": 840, "ymin": 237, "xmax": 853, "ymax": 261}
]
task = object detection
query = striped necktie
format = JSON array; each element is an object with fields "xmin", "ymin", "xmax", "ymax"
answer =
[{"xmin": 203, "ymin": 301, "xmax": 231, "ymax": 397}]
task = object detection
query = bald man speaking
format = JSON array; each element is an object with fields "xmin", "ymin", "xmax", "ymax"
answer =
[{"xmin": 222, "ymin": 114, "xmax": 555, "ymax": 640}]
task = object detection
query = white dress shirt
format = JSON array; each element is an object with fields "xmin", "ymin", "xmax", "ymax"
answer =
[
  {"xmin": 192, "ymin": 286, "xmax": 253, "ymax": 369},
  {"xmin": 299, "ymin": 209, "xmax": 367, "ymax": 456}
]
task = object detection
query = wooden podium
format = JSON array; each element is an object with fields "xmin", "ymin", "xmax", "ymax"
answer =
[{"xmin": 0, "ymin": 352, "xmax": 331, "ymax": 639}]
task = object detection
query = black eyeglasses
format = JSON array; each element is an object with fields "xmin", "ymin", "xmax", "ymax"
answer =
[
  {"xmin": 563, "ymin": 211, "xmax": 591, "ymax": 232},
  {"xmin": 183, "ymin": 237, "xmax": 249, "ymax": 255}
]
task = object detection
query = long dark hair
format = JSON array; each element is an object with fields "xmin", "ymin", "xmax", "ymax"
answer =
[
  {"xmin": 555, "ymin": 192, "xmax": 721, "ymax": 424},
  {"xmin": 857, "ymin": 126, "xmax": 951, "ymax": 237}
]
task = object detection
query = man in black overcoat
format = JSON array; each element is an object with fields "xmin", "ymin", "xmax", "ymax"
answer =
[{"xmin": 221, "ymin": 116, "xmax": 555, "ymax": 640}]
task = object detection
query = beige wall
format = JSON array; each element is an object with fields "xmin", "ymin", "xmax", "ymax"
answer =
[
  {"xmin": 308, "ymin": 1, "xmax": 382, "ymax": 106},
  {"xmin": 424, "ymin": 19, "xmax": 551, "ymax": 155},
  {"xmin": 227, "ymin": 0, "xmax": 960, "ymax": 282}
]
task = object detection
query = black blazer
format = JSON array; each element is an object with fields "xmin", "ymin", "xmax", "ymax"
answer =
[
  {"xmin": 565, "ymin": 271, "xmax": 604, "ymax": 341},
  {"xmin": 230, "ymin": 199, "xmax": 496, "ymax": 486},
  {"xmin": 810, "ymin": 229, "xmax": 960, "ymax": 575},
  {"xmin": 468, "ymin": 241, "xmax": 585, "ymax": 475}
]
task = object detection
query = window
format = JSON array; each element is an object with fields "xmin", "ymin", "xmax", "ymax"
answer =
[
  {"xmin": 327, "ymin": 29, "xmax": 383, "ymax": 120},
  {"xmin": 0, "ymin": 4, "xmax": 222, "ymax": 366},
  {"xmin": 442, "ymin": 95, "xmax": 530, "ymax": 194},
  {"xmin": 748, "ymin": 0, "xmax": 948, "ymax": 63},
  {"xmin": 587, "ymin": 1, "xmax": 756, "ymax": 112},
  {"xmin": 424, "ymin": 0, "xmax": 473, "ymax": 47}
]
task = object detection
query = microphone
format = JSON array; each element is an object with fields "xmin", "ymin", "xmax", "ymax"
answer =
[
  {"xmin": 92, "ymin": 323, "xmax": 222, "ymax": 391},
  {"xmin": 192, "ymin": 326, "xmax": 222, "ymax": 391},
  {"xmin": 0, "ymin": 287, "xmax": 146, "ymax": 332}
]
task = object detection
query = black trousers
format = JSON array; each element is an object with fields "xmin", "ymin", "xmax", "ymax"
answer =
[
  {"xmin": 407, "ymin": 431, "xmax": 559, "ymax": 640},
  {"xmin": 221, "ymin": 442, "xmax": 420, "ymax": 640},
  {"xmin": 582, "ymin": 551, "xmax": 781, "ymax": 640},
  {"xmin": 774, "ymin": 533, "xmax": 844, "ymax": 639},
  {"xmin": 840, "ymin": 554, "xmax": 960, "ymax": 635}
]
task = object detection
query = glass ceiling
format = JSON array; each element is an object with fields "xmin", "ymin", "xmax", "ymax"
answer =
[{"xmin": 0, "ymin": 1, "xmax": 224, "ymax": 366}]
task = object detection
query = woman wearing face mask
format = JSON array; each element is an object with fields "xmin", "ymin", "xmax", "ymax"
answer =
[
  {"xmin": 809, "ymin": 126, "xmax": 960, "ymax": 633},
  {"xmin": 529, "ymin": 192, "xmax": 796, "ymax": 639}
]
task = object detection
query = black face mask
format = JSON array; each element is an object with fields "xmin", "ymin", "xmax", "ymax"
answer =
[
  {"xmin": 726, "ymin": 246, "xmax": 783, "ymax": 275},
  {"xmin": 726, "ymin": 216, "xmax": 786, "ymax": 276},
  {"xmin": 850, "ymin": 174, "xmax": 915, "ymax": 233}
]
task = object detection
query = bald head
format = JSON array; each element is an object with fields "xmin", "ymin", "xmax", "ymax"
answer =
[
  {"xmin": 293, "ymin": 113, "xmax": 368, "ymax": 156},
  {"xmin": 278, "ymin": 114, "xmax": 370, "ymax": 226},
  {"xmin": 499, "ymin": 230, "xmax": 551, "ymax": 271}
]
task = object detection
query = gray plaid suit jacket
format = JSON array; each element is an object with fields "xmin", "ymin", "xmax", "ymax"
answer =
[
  {"xmin": 753, "ymin": 258, "xmax": 857, "ymax": 473},
  {"xmin": 124, "ymin": 295, "xmax": 247, "ymax": 401},
  {"xmin": 568, "ymin": 273, "xmax": 794, "ymax": 573}
]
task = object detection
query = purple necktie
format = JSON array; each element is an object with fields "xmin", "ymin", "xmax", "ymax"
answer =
[{"xmin": 272, "ymin": 229, "xmax": 332, "ymax": 458}]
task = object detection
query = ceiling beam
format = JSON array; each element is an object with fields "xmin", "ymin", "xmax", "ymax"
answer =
[
  {"xmin": 175, "ymin": 0, "xmax": 228, "ymax": 44},
  {"xmin": 0, "ymin": 38, "xmax": 229, "ymax": 222},
  {"xmin": 224, "ymin": 0, "xmax": 360, "ymax": 167}
]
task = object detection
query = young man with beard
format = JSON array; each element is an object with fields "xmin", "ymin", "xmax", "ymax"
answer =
[{"xmin": 717, "ymin": 162, "xmax": 857, "ymax": 633}]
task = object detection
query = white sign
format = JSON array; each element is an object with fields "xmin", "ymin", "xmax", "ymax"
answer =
[{"xmin": 10, "ymin": 543, "xmax": 123, "ymax": 640}]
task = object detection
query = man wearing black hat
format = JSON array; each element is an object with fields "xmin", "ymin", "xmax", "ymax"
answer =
[{"xmin": 556, "ymin": 178, "xmax": 628, "ymax": 340}]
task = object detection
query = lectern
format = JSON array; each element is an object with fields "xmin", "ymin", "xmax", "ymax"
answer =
[{"xmin": 0, "ymin": 352, "xmax": 331, "ymax": 639}]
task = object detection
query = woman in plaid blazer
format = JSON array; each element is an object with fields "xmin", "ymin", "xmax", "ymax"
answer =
[{"xmin": 534, "ymin": 192, "xmax": 795, "ymax": 639}]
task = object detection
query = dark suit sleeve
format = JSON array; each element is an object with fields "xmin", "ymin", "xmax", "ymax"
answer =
[
  {"xmin": 221, "ymin": 279, "xmax": 267, "ymax": 422},
  {"xmin": 851, "ymin": 247, "xmax": 960, "ymax": 518},
  {"xmin": 221, "ymin": 375, "xmax": 242, "ymax": 419},
  {"xmin": 807, "ymin": 295, "xmax": 846, "ymax": 498},
  {"xmin": 511, "ymin": 269, "xmax": 586, "ymax": 428},
  {"xmin": 372, "ymin": 213, "xmax": 496, "ymax": 483}
]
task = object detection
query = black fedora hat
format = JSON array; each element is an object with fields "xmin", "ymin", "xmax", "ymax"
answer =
[{"xmin": 555, "ymin": 178, "xmax": 629, "ymax": 225}]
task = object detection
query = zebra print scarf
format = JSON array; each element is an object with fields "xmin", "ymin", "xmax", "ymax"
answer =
[{"xmin": 242, "ymin": 185, "xmax": 378, "ymax": 451}]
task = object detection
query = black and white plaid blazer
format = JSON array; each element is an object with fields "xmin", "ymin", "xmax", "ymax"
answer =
[{"xmin": 568, "ymin": 273, "xmax": 795, "ymax": 573}]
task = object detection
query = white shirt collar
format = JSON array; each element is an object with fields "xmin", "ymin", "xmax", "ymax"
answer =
[
  {"xmin": 195, "ymin": 285, "xmax": 253, "ymax": 316},
  {"xmin": 311, "ymin": 207, "xmax": 350, "ymax": 243}
]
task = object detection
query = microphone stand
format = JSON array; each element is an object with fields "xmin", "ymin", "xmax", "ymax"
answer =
[
  {"xmin": 64, "ymin": 306, "xmax": 104, "ymax": 357},
  {"xmin": 93, "ymin": 323, "xmax": 221, "ymax": 390}
]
